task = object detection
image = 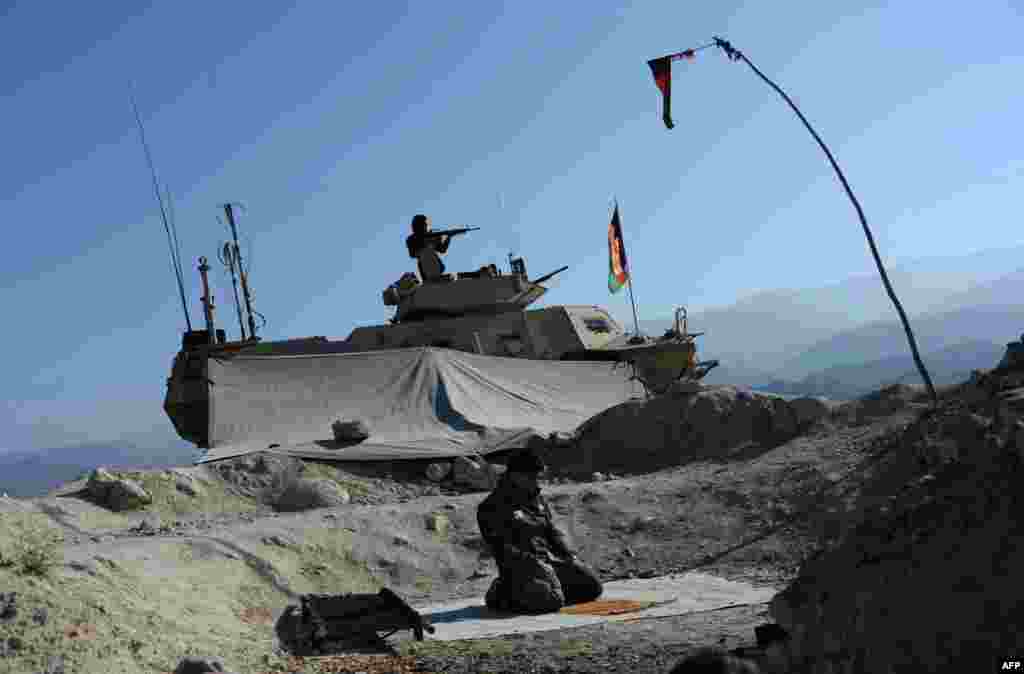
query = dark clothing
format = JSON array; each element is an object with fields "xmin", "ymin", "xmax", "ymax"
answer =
[
  {"xmin": 405, "ymin": 232, "xmax": 450, "ymax": 258},
  {"xmin": 477, "ymin": 475, "xmax": 602, "ymax": 613},
  {"xmin": 405, "ymin": 232, "xmax": 450, "ymax": 281}
]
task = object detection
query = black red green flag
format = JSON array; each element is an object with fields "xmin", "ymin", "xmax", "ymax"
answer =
[
  {"xmin": 607, "ymin": 204, "xmax": 629, "ymax": 293},
  {"xmin": 648, "ymin": 49, "xmax": 696, "ymax": 129}
]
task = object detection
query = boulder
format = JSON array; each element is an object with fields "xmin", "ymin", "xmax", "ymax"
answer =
[
  {"xmin": 789, "ymin": 396, "xmax": 829, "ymax": 429},
  {"xmin": 424, "ymin": 461, "xmax": 452, "ymax": 482},
  {"xmin": 451, "ymin": 456, "xmax": 497, "ymax": 491},
  {"xmin": 86, "ymin": 468, "xmax": 152, "ymax": 511},
  {"xmin": 173, "ymin": 656, "xmax": 238, "ymax": 674},
  {"xmin": 274, "ymin": 478, "xmax": 350, "ymax": 512},
  {"xmin": 167, "ymin": 469, "xmax": 201, "ymax": 497},
  {"xmin": 331, "ymin": 419, "xmax": 370, "ymax": 443}
]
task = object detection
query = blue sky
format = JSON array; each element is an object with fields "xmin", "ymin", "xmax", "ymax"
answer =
[{"xmin": 2, "ymin": 1, "xmax": 1022, "ymax": 454}]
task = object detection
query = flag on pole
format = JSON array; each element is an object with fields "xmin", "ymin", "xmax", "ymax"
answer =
[
  {"xmin": 608, "ymin": 203, "xmax": 629, "ymax": 293},
  {"xmin": 647, "ymin": 49, "xmax": 696, "ymax": 129}
]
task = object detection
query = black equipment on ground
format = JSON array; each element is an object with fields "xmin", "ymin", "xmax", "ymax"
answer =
[{"xmin": 275, "ymin": 588, "xmax": 435, "ymax": 655}]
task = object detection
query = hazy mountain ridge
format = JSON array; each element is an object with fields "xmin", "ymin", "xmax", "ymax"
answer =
[
  {"xmin": 641, "ymin": 252, "xmax": 1024, "ymax": 374},
  {"xmin": 753, "ymin": 339, "xmax": 1006, "ymax": 400},
  {"xmin": 0, "ymin": 443, "xmax": 197, "ymax": 498}
]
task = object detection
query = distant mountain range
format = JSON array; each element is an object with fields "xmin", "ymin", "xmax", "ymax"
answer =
[
  {"xmin": 642, "ymin": 261, "xmax": 1023, "ymax": 400},
  {"xmin": 752, "ymin": 339, "xmax": 1006, "ymax": 400},
  {"xmin": 0, "ymin": 443, "xmax": 197, "ymax": 499}
]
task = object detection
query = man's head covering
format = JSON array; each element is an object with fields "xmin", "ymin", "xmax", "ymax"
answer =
[
  {"xmin": 506, "ymin": 447, "xmax": 546, "ymax": 474},
  {"xmin": 411, "ymin": 214, "xmax": 429, "ymax": 234}
]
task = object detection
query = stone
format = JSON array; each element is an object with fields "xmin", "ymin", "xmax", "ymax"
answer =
[
  {"xmin": 86, "ymin": 468, "xmax": 152, "ymax": 511},
  {"xmin": 274, "ymin": 478, "xmax": 350, "ymax": 512},
  {"xmin": 168, "ymin": 469, "xmax": 201, "ymax": 497},
  {"xmin": 261, "ymin": 534, "xmax": 297, "ymax": 548},
  {"xmin": 42, "ymin": 654, "xmax": 65, "ymax": 674},
  {"xmin": 424, "ymin": 461, "xmax": 452, "ymax": 482},
  {"xmin": 173, "ymin": 655, "xmax": 238, "ymax": 673},
  {"xmin": 331, "ymin": 419, "xmax": 370, "ymax": 443},
  {"xmin": 451, "ymin": 456, "xmax": 497, "ymax": 491},
  {"xmin": 31, "ymin": 606, "xmax": 48, "ymax": 626},
  {"xmin": 0, "ymin": 592, "xmax": 17, "ymax": 623},
  {"xmin": 67, "ymin": 559, "xmax": 99, "ymax": 576},
  {"xmin": 592, "ymin": 472, "xmax": 606, "ymax": 482}
]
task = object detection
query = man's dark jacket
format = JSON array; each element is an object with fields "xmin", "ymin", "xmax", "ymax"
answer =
[{"xmin": 477, "ymin": 474, "xmax": 573, "ymax": 569}]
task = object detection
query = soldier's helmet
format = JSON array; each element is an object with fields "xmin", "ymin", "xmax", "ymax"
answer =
[{"xmin": 411, "ymin": 214, "xmax": 429, "ymax": 234}]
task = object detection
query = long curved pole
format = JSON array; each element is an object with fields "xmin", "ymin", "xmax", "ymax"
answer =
[{"xmin": 712, "ymin": 37, "xmax": 937, "ymax": 406}]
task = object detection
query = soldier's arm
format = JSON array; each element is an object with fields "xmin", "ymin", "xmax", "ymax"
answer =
[
  {"xmin": 477, "ymin": 501, "xmax": 532, "ymax": 563},
  {"xmin": 542, "ymin": 502, "xmax": 574, "ymax": 557},
  {"xmin": 436, "ymin": 235, "xmax": 451, "ymax": 253}
]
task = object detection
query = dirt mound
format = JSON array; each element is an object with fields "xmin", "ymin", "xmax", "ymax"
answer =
[
  {"xmin": 557, "ymin": 386, "xmax": 814, "ymax": 477},
  {"xmin": 770, "ymin": 366, "xmax": 1024, "ymax": 672}
]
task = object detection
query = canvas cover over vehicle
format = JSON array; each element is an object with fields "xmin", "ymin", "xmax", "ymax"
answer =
[{"xmin": 195, "ymin": 347, "xmax": 642, "ymax": 464}]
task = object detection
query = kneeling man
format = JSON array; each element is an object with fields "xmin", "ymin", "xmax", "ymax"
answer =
[{"xmin": 477, "ymin": 447, "xmax": 603, "ymax": 613}]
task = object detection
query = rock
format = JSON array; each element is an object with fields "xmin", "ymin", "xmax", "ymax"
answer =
[
  {"xmin": 261, "ymin": 535, "xmax": 297, "ymax": 548},
  {"xmin": 425, "ymin": 462, "xmax": 452, "ymax": 482},
  {"xmin": 331, "ymin": 419, "xmax": 370, "ymax": 443},
  {"xmin": 31, "ymin": 607, "xmax": 48, "ymax": 626},
  {"xmin": 451, "ymin": 456, "xmax": 497, "ymax": 491},
  {"xmin": 169, "ymin": 470, "xmax": 201, "ymax": 497},
  {"xmin": 173, "ymin": 655, "xmax": 238, "ymax": 673},
  {"xmin": 67, "ymin": 559, "xmax": 99, "ymax": 576},
  {"xmin": 592, "ymin": 472, "xmax": 605, "ymax": 482},
  {"xmin": 789, "ymin": 397, "xmax": 829, "ymax": 429},
  {"xmin": 41, "ymin": 654, "xmax": 65, "ymax": 674},
  {"xmin": 86, "ymin": 468, "xmax": 152, "ymax": 511},
  {"xmin": 0, "ymin": 592, "xmax": 17, "ymax": 623},
  {"xmin": 275, "ymin": 478, "xmax": 350, "ymax": 512}
]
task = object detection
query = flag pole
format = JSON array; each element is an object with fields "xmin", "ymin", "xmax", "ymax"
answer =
[
  {"xmin": 615, "ymin": 199, "xmax": 643, "ymax": 342},
  {"xmin": 627, "ymin": 276, "xmax": 642, "ymax": 342},
  {"xmin": 707, "ymin": 36, "xmax": 937, "ymax": 407}
]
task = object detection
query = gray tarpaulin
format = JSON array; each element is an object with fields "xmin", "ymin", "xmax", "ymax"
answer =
[{"xmin": 195, "ymin": 347, "xmax": 642, "ymax": 464}]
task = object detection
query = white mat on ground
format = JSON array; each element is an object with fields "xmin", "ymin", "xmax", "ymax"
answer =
[
  {"xmin": 415, "ymin": 573, "xmax": 778, "ymax": 641},
  {"xmin": 198, "ymin": 347, "xmax": 641, "ymax": 464}
]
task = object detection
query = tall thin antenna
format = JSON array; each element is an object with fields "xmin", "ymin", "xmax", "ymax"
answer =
[
  {"xmin": 129, "ymin": 83, "xmax": 192, "ymax": 332},
  {"xmin": 164, "ymin": 184, "xmax": 186, "ymax": 297},
  {"xmin": 217, "ymin": 217, "xmax": 247, "ymax": 342},
  {"xmin": 223, "ymin": 203, "xmax": 258, "ymax": 340}
]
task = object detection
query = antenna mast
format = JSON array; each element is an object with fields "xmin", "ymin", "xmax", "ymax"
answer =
[
  {"xmin": 223, "ymin": 203, "xmax": 258, "ymax": 340},
  {"xmin": 219, "ymin": 238, "xmax": 247, "ymax": 341},
  {"xmin": 129, "ymin": 84, "xmax": 192, "ymax": 331}
]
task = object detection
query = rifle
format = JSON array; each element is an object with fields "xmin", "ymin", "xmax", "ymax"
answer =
[{"xmin": 424, "ymin": 226, "xmax": 479, "ymax": 238}]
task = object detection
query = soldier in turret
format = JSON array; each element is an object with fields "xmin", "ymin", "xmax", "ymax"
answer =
[
  {"xmin": 477, "ymin": 446, "xmax": 603, "ymax": 614},
  {"xmin": 406, "ymin": 214, "xmax": 451, "ymax": 282}
]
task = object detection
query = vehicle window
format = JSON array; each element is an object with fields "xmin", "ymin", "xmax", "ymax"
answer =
[{"xmin": 583, "ymin": 318, "xmax": 611, "ymax": 333}]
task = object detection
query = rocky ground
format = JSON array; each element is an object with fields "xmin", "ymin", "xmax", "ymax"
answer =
[{"xmin": 1, "ymin": 354, "xmax": 1022, "ymax": 673}]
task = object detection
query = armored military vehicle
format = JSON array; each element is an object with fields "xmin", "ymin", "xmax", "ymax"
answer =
[{"xmin": 164, "ymin": 227, "xmax": 716, "ymax": 458}]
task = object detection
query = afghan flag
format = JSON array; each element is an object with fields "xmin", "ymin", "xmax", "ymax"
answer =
[
  {"xmin": 648, "ymin": 49, "xmax": 696, "ymax": 129},
  {"xmin": 608, "ymin": 204, "xmax": 629, "ymax": 293}
]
